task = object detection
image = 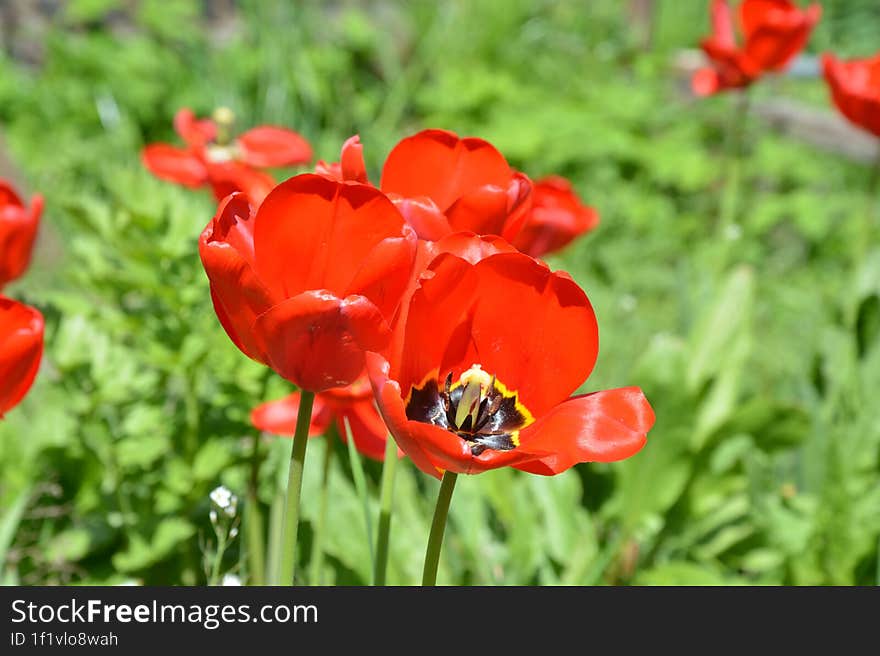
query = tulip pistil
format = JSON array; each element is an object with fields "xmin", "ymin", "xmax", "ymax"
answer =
[{"xmin": 406, "ymin": 365, "xmax": 533, "ymax": 456}]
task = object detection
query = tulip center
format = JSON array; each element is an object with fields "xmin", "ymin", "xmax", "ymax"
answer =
[{"xmin": 405, "ymin": 364, "xmax": 534, "ymax": 456}]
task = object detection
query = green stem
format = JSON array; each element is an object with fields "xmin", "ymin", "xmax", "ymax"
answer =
[
  {"xmin": 275, "ymin": 390, "xmax": 314, "ymax": 586},
  {"xmin": 860, "ymin": 142, "xmax": 880, "ymax": 264},
  {"xmin": 245, "ymin": 432, "xmax": 266, "ymax": 585},
  {"xmin": 343, "ymin": 418, "xmax": 375, "ymax": 572},
  {"xmin": 266, "ymin": 486, "xmax": 285, "ymax": 584},
  {"xmin": 373, "ymin": 434, "xmax": 399, "ymax": 586},
  {"xmin": 309, "ymin": 434, "xmax": 334, "ymax": 585},
  {"xmin": 209, "ymin": 531, "xmax": 227, "ymax": 586},
  {"xmin": 718, "ymin": 90, "xmax": 751, "ymax": 237},
  {"xmin": 421, "ymin": 471, "xmax": 458, "ymax": 586}
]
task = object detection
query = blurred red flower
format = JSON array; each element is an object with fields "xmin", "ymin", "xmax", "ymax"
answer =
[
  {"xmin": 367, "ymin": 243, "xmax": 654, "ymax": 478},
  {"xmin": 0, "ymin": 296, "xmax": 43, "ymax": 418},
  {"xmin": 822, "ymin": 53, "xmax": 880, "ymax": 139},
  {"xmin": 0, "ymin": 179, "xmax": 42, "ymax": 289},
  {"xmin": 251, "ymin": 375, "xmax": 400, "ymax": 461},
  {"xmin": 693, "ymin": 0, "xmax": 821, "ymax": 96},
  {"xmin": 142, "ymin": 108, "xmax": 313, "ymax": 205},
  {"xmin": 512, "ymin": 176, "xmax": 599, "ymax": 258},
  {"xmin": 199, "ymin": 174, "xmax": 416, "ymax": 393}
]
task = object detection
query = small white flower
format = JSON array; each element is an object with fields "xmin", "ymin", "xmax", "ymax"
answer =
[
  {"xmin": 209, "ymin": 509, "xmax": 218, "ymax": 525},
  {"xmin": 210, "ymin": 485, "xmax": 238, "ymax": 517},
  {"xmin": 229, "ymin": 527, "xmax": 239, "ymax": 539},
  {"xmin": 221, "ymin": 573, "xmax": 242, "ymax": 586},
  {"xmin": 210, "ymin": 485, "xmax": 233, "ymax": 509}
]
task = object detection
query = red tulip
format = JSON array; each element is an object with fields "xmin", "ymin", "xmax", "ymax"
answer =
[
  {"xmin": 379, "ymin": 129, "xmax": 532, "ymax": 241},
  {"xmin": 512, "ymin": 176, "xmax": 599, "ymax": 258},
  {"xmin": 693, "ymin": 0, "xmax": 821, "ymax": 96},
  {"xmin": 251, "ymin": 376, "xmax": 400, "ymax": 461},
  {"xmin": 0, "ymin": 179, "xmax": 42, "ymax": 289},
  {"xmin": 199, "ymin": 174, "xmax": 417, "ymax": 393},
  {"xmin": 367, "ymin": 246, "xmax": 654, "ymax": 478},
  {"xmin": 142, "ymin": 108, "xmax": 313, "ymax": 204},
  {"xmin": 0, "ymin": 296, "xmax": 43, "ymax": 418},
  {"xmin": 822, "ymin": 52, "xmax": 880, "ymax": 139}
]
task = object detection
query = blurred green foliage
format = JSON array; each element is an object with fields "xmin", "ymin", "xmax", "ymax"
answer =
[{"xmin": 0, "ymin": 0, "xmax": 878, "ymax": 585}]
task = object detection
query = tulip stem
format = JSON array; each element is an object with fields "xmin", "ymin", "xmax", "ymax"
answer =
[
  {"xmin": 862, "ymin": 141, "xmax": 880, "ymax": 263},
  {"xmin": 373, "ymin": 433, "xmax": 399, "ymax": 586},
  {"xmin": 276, "ymin": 390, "xmax": 314, "ymax": 586},
  {"xmin": 422, "ymin": 471, "xmax": 458, "ymax": 586},
  {"xmin": 309, "ymin": 434, "xmax": 333, "ymax": 585},
  {"xmin": 245, "ymin": 431, "xmax": 266, "ymax": 585},
  {"xmin": 343, "ymin": 418, "xmax": 375, "ymax": 572},
  {"xmin": 717, "ymin": 88, "xmax": 751, "ymax": 268}
]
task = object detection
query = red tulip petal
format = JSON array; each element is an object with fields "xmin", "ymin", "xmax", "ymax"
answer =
[
  {"xmin": 393, "ymin": 253, "xmax": 479, "ymax": 395},
  {"xmin": 344, "ymin": 231, "xmax": 417, "ymax": 321},
  {"xmin": 433, "ymin": 231, "xmax": 518, "ymax": 264},
  {"xmin": 253, "ymin": 291, "xmax": 389, "ymax": 392},
  {"xmin": 391, "ymin": 195, "xmax": 452, "ymax": 241},
  {"xmin": 250, "ymin": 392, "xmax": 332, "ymax": 436},
  {"xmin": 174, "ymin": 108, "xmax": 217, "ymax": 147},
  {"xmin": 199, "ymin": 194, "xmax": 276, "ymax": 362},
  {"xmin": 254, "ymin": 174, "xmax": 407, "ymax": 301},
  {"xmin": 206, "ymin": 160, "xmax": 276, "ymax": 205},
  {"xmin": 237, "ymin": 126, "xmax": 313, "ymax": 167},
  {"xmin": 340, "ymin": 135, "xmax": 368, "ymax": 184},
  {"xmin": 142, "ymin": 144, "xmax": 208, "ymax": 187},
  {"xmin": 513, "ymin": 176, "xmax": 599, "ymax": 258},
  {"xmin": 512, "ymin": 387, "xmax": 654, "ymax": 475},
  {"xmin": 0, "ymin": 297, "xmax": 43, "ymax": 417},
  {"xmin": 741, "ymin": 1, "xmax": 821, "ymax": 72},
  {"xmin": 0, "ymin": 179, "xmax": 23, "ymax": 207},
  {"xmin": 710, "ymin": 0, "xmax": 736, "ymax": 48},
  {"xmin": 821, "ymin": 52, "xmax": 880, "ymax": 138},
  {"xmin": 445, "ymin": 185, "xmax": 512, "ymax": 236},
  {"xmin": 381, "ymin": 129, "xmax": 512, "ymax": 212},
  {"xmin": 692, "ymin": 67, "xmax": 722, "ymax": 96},
  {"xmin": 0, "ymin": 191, "xmax": 42, "ymax": 288},
  {"xmin": 740, "ymin": 0, "xmax": 800, "ymax": 39}
]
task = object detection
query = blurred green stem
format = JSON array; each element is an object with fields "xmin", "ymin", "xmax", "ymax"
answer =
[
  {"xmin": 266, "ymin": 485, "xmax": 285, "ymax": 584},
  {"xmin": 422, "ymin": 471, "xmax": 458, "ymax": 586},
  {"xmin": 276, "ymin": 390, "xmax": 314, "ymax": 586},
  {"xmin": 343, "ymin": 418, "xmax": 375, "ymax": 572},
  {"xmin": 717, "ymin": 89, "xmax": 751, "ymax": 268},
  {"xmin": 373, "ymin": 434, "xmax": 399, "ymax": 586},
  {"xmin": 860, "ymin": 141, "xmax": 880, "ymax": 264},
  {"xmin": 245, "ymin": 431, "xmax": 265, "ymax": 586},
  {"xmin": 309, "ymin": 434, "xmax": 334, "ymax": 586},
  {"xmin": 208, "ymin": 530, "xmax": 228, "ymax": 586}
]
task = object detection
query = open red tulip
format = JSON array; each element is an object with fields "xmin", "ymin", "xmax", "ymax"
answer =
[
  {"xmin": 512, "ymin": 176, "xmax": 599, "ymax": 258},
  {"xmin": 693, "ymin": 0, "xmax": 821, "ymax": 96},
  {"xmin": 0, "ymin": 296, "xmax": 43, "ymax": 418},
  {"xmin": 367, "ymin": 246, "xmax": 654, "ymax": 478},
  {"xmin": 142, "ymin": 108, "xmax": 312, "ymax": 204},
  {"xmin": 379, "ymin": 129, "xmax": 532, "ymax": 241},
  {"xmin": 822, "ymin": 52, "xmax": 880, "ymax": 139},
  {"xmin": 199, "ymin": 174, "xmax": 417, "ymax": 393},
  {"xmin": 251, "ymin": 375, "xmax": 400, "ymax": 461},
  {"xmin": 0, "ymin": 179, "xmax": 42, "ymax": 290}
]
